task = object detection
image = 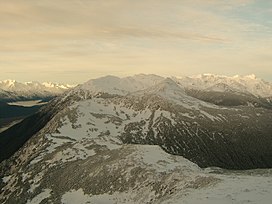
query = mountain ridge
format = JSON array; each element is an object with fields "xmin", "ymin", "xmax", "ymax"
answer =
[{"xmin": 1, "ymin": 74, "xmax": 272, "ymax": 203}]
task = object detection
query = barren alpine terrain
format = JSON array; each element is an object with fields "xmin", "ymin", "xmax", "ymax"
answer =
[{"xmin": 1, "ymin": 74, "xmax": 272, "ymax": 203}]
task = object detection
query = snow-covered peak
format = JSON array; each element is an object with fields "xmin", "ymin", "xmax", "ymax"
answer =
[
  {"xmin": 244, "ymin": 74, "xmax": 257, "ymax": 80},
  {"xmin": 130, "ymin": 77, "xmax": 214, "ymax": 109},
  {"xmin": 1, "ymin": 79, "xmax": 17, "ymax": 88},
  {"xmin": 42, "ymin": 82, "xmax": 75, "ymax": 90},
  {"xmin": 80, "ymin": 75, "xmax": 128, "ymax": 95},
  {"xmin": 79, "ymin": 74, "xmax": 164, "ymax": 95},
  {"xmin": 174, "ymin": 74, "xmax": 272, "ymax": 97},
  {"xmin": 139, "ymin": 77, "xmax": 185, "ymax": 95},
  {"xmin": 0, "ymin": 79, "xmax": 76, "ymax": 98},
  {"xmin": 72, "ymin": 73, "xmax": 272, "ymax": 99},
  {"xmin": 190, "ymin": 73, "xmax": 259, "ymax": 81}
]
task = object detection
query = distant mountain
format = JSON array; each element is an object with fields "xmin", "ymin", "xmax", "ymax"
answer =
[
  {"xmin": 74, "ymin": 73, "xmax": 272, "ymax": 98},
  {"xmin": 173, "ymin": 74, "xmax": 272, "ymax": 98},
  {"xmin": 170, "ymin": 74, "xmax": 272, "ymax": 108},
  {"xmin": 0, "ymin": 80, "xmax": 76, "ymax": 102},
  {"xmin": 1, "ymin": 74, "xmax": 272, "ymax": 203}
]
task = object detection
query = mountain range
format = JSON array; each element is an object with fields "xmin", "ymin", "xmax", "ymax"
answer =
[
  {"xmin": 1, "ymin": 74, "xmax": 272, "ymax": 203},
  {"xmin": 0, "ymin": 80, "xmax": 76, "ymax": 102}
]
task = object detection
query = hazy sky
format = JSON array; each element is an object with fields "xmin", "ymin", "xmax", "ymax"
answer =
[{"xmin": 0, "ymin": 0, "xmax": 272, "ymax": 83}]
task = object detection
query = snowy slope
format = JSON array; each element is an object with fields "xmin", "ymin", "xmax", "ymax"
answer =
[{"xmin": 161, "ymin": 169, "xmax": 272, "ymax": 204}]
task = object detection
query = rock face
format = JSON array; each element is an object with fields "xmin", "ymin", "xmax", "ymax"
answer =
[{"xmin": 1, "ymin": 74, "xmax": 272, "ymax": 203}]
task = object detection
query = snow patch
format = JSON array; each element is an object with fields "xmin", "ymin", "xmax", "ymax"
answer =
[
  {"xmin": 133, "ymin": 145, "xmax": 200, "ymax": 173},
  {"xmin": 61, "ymin": 189, "xmax": 91, "ymax": 204},
  {"xmin": 27, "ymin": 189, "xmax": 52, "ymax": 204},
  {"xmin": 2, "ymin": 175, "xmax": 12, "ymax": 183}
]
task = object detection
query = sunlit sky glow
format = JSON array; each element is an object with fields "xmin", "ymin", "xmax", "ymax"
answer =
[{"xmin": 0, "ymin": 0, "xmax": 272, "ymax": 83}]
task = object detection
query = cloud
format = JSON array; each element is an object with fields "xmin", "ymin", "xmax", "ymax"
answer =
[{"xmin": 0, "ymin": 0, "xmax": 231, "ymax": 39}]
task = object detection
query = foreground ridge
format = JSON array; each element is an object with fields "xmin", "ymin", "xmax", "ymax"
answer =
[{"xmin": 1, "ymin": 74, "xmax": 272, "ymax": 203}]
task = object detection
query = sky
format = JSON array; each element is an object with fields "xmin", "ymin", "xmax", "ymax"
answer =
[{"xmin": 0, "ymin": 0, "xmax": 272, "ymax": 83}]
